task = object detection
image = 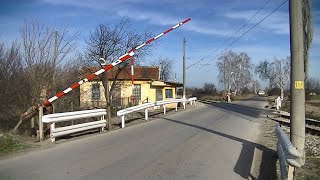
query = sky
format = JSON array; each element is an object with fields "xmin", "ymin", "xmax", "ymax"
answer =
[{"xmin": 0, "ymin": 0, "xmax": 319, "ymax": 89}]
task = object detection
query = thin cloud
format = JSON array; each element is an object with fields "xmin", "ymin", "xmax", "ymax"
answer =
[
  {"xmin": 117, "ymin": 10, "xmax": 234, "ymax": 36},
  {"xmin": 223, "ymin": 9, "xmax": 289, "ymax": 35}
]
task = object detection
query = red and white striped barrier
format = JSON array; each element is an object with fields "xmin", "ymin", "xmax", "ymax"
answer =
[{"xmin": 44, "ymin": 18, "xmax": 191, "ymax": 106}]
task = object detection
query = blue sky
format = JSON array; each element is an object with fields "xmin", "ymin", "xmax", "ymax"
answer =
[{"xmin": 0, "ymin": 0, "xmax": 319, "ymax": 89}]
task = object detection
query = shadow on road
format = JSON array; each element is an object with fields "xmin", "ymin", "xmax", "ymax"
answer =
[
  {"xmin": 238, "ymin": 96, "xmax": 267, "ymax": 102},
  {"xmin": 203, "ymin": 102, "xmax": 273, "ymax": 121},
  {"xmin": 161, "ymin": 117, "xmax": 277, "ymax": 179}
]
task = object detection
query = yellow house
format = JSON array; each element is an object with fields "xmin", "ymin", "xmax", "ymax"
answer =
[{"xmin": 80, "ymin": 66, "xmax": 182, "ymax": 108}]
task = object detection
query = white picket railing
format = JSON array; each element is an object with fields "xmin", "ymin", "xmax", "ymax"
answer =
[
  {"xmin": 117, "ymin": 98, "xmax": 196, "ymax": 128},
  {"xmin": 43, "ymin": 109, "xmax": 107, "ymax": 142}
]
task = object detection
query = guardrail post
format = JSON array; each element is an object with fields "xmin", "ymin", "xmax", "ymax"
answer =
[
  {"xmin": 38, "ymin": 106, "xmax": 44, "ymax": 142},
  {"xmin": 145, "ymin": 108, "xmax": 148, "ymax": 121},
  {"xmin": 175, "ymin": 103, "xmax": 178, "ymax": 111},
  {"xmin": 163, "ymin": 105, "xmax": 166, "ymax": 114},
  {"xmin": 121, "ymin": 115, "xmax": 125, "ymax": 128},
  {"xmin": 288, "ymin": 166, "xmax": 295, "ymax": 180},
  {"xmin": 50, "ymin": 122, "xmax": 55, "ymax": 142},
  {"xmin": 101, "ymin": 116, "xmax": 105, "ymax": 132},
  {"xmin": 183, "ymin": 102, "xmax": 186, "ymax": 109}
]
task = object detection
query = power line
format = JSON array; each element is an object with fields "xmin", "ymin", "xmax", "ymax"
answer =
[
  {"xmin": 200, "ymin": 0, "xmax": 289, "ymax": 72},
  {"xmin": 186, "ymin": 0, "xmax": 273, "ymax": 70}
]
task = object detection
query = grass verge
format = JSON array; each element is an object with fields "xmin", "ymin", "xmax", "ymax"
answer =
[
  {"xmin": 295, "ymin": 157, "xmax": 320, "ymax": 179},
  {"xmin": 0, "ymin": 133, "xmax": 32, "ymax": 157},
  {"xmin": 280, "ymin": 101, "xmax": 320, "ymax": 120}
]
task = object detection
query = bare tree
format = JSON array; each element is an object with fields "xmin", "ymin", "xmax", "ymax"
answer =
[
  {"xmin": 151, "ymin": 57, "xmax": 174, "ymax": 81},
  {"xmin": 84, "ymin": 19, "xmax": 154, "ymax": 105},
  {"xmin": 217, "ymin": 50, "xmax": 253, "ymax": 95},
  {"xmin": 20, "ymin": 20, "xmax": 78, "ymax": 106},
  {"xmin": 255, "ymin": 57, "xmax": 290, "ymax": 98},
  {"xmin": 0, "ymin": 42, "xmax": 24, "ymax": 115},
  {"xmin": 273, "ymin": 57, "xmax": 290, "ymax": 98},
  {"xmin": 203, "ymin": 83, "xmax": 217, "ymax": 95},
  {"xmin": 217, "ymin": 50, "xmax": 236, "ymax": 94},
  {"xmin": 255, "ymin": 60, "xmax": 276, "ymax": 88}
]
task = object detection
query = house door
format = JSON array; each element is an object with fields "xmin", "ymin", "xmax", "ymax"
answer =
[{"xmin": 156, "ymin": 89, "xmax": 163, "ymax": 101}]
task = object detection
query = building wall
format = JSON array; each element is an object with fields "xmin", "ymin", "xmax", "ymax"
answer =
[
  {"xmin": 80, "ymin": 81, "xmax": 109, "ymax": 107},
  {"xmin": 120, "ymin": 80, "xmax": 155, "ymax": 104},
  {"xmin": 80, "ymin": 80, "xmax": 178, "ymax": 108}
]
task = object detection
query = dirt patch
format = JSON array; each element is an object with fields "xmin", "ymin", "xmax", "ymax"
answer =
[{"xmin": 251, "ymin": 118, "xmax": 279, "ymax": 179}]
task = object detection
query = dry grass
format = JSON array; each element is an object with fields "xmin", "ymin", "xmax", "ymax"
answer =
[{"xmin": 0, "ymin": 133, "xmax": 32, "ymax": 157}]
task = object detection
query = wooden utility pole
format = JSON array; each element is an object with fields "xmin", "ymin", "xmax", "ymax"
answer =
[
  {"xmin": 38, "ymin": 106, "xmax": 44, "ymax": 141},
  {"xmin": 289, "ymin": 0, "xmax": 305, "ymax": 168},
  {"xmin": 53, "ymin": 31, "xmax": 58, "ymax": 84}
]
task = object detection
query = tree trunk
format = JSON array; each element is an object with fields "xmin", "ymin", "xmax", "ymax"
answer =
[
  {"xmin": 281, "ymin": 87, "xmax": 284, "ymax": 100},
  {"xmin": 102, "ymin": 71, "xmax": 112, "ymax": 131}
]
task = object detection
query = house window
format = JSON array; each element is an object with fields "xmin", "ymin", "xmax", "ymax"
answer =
[
  {"xmin": 133, "ymin": 84, "xmax": 141, "ymax": 101},
  {"xmin": 165, "ymin": 89, "xmax": 173, "ymax": 98},
  {"xmin": 92, "ymin": 83, "xmax": 100, "ymax": 101}
]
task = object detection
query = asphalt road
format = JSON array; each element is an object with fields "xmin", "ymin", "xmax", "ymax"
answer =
[{"xmin": 0, "ymin": 96, "xmax": 271, "ymax": 180}]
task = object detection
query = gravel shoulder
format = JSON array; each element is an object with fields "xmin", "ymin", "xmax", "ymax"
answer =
[{"xmin": 251, "ymin": 118, "xmax": 279, "ymax": 179}]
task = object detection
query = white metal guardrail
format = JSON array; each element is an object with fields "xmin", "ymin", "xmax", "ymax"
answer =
[
  {"xmin": 117, "ymin": 98, "xmax": 196, "ymax": 128},
  {"xmin": 188, "ymin": 97, "xmax": 197, "ymax": 106},
  {"xmin": 275, "ymin": 123, "xmax": 303, "ymax": 180},
  {"xmin": 43, "ymin": 109, "xmax": 107, "ymax": 142}
]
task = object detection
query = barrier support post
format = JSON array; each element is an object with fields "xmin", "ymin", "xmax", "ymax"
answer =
[
  {"xmin": 39, "ymin": 106, "xmax": 44, "ymax": 142},
  {"xmin": 121, "ymin": 115, "xmax": 125, "ymax": 128},
  {"xmin": 288, "ymin": 166, "xmax": 295, "ymax": 180},
  {"xmin": 50, "ymin": 122, "xmax": 55, "ymax": 142},
  {"xmin": 101, "ymin": 116, "xmax": 105, "ymax": 132},
  {"xmin": 163, "ymin": 105, "xmax": 166, "ymax": 114},
  {"xmin": 175, "ymin": 103, "xmax": 178, "ymax": 111},
  {"xmin": 145, "ymin": 108, "xmax": 148, "ymax": 121}
]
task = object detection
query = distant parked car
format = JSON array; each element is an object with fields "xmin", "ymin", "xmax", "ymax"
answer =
[{"xmin": 258, "ymin": 91, "xmax": 266, "ymax": 96}]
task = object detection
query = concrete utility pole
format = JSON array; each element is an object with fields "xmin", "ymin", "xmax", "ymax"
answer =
[
  {"xmin": 183, "ymin": 37, "xmax": 186, "ymax": 99},
  {"xmin": 224, "ymin": 61, "xmax": 227, "ymax": 97},
  {"xmin": 289, "ymin": 0, "xmax": 305, "ymax": 166}
]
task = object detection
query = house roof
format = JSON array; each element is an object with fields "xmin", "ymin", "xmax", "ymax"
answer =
[{"xmin": 81, "ymin": 66, "xmax": 160, "ymax": 80}]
